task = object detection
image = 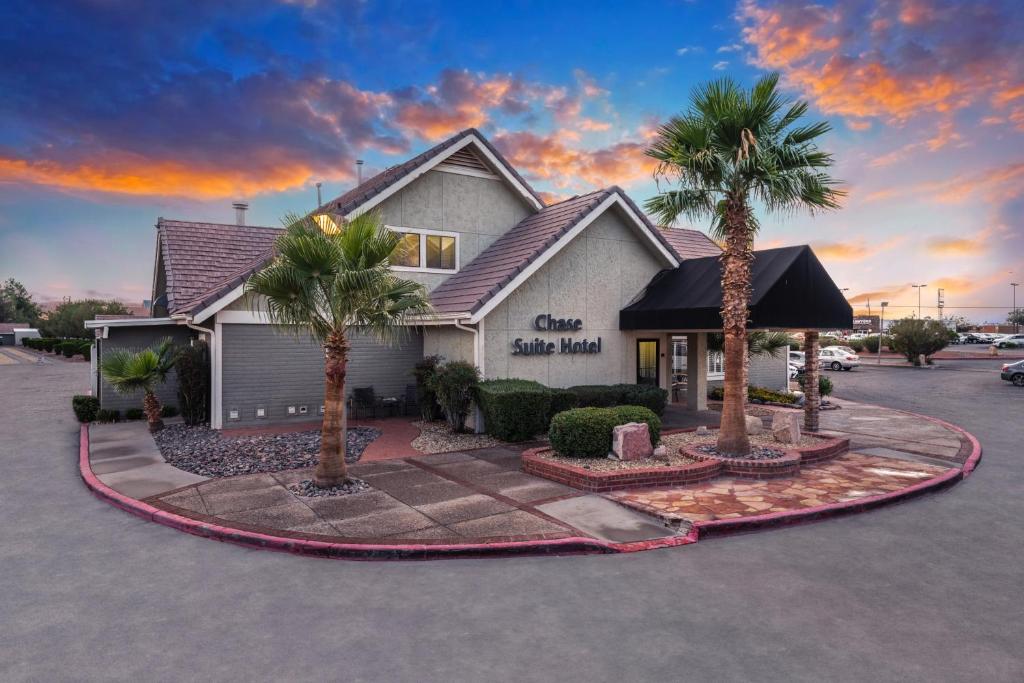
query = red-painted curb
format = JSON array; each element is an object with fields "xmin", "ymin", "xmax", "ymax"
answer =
[{"xmin": 78, "ymin": 426, "xmax": 694, "ymax": 560}]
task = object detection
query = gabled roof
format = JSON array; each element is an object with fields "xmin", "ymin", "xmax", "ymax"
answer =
[
  {"xmin": 318, "ymin": 128, "xmax": 545, "ymax": 218},
  {"xmin": 657, "ymin": 226, "xmax": 721, "ymax": 259},
  {"xmin": 0, "ymin": 322, "xmax": 30, "ymax": 334},
  {"xmin": 429, "ymin": 187, "xmax": 679, "ymax": 319},
  {"xmin": 157, "ymin": 219, "xmax": 281, "ymax": 315},
  {"xmin": 619, "ymin": 245, "xmax": 853, "ymax": 331}
]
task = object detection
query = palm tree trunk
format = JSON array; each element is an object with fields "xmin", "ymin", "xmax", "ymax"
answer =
[
  {"xmin": 716, "ymin": 197, "xmax": 753, "ymax": 456},
  {"xmin": 803, "ymin": 331, "xmax": 820, "ymax": 432},
  {"xmin": 143, "ymin": 390, "xmax": 164, "ymax": 433},
  {"xmin": 314, "ymin": 330, "xmax": 350, "ymax": 487}
]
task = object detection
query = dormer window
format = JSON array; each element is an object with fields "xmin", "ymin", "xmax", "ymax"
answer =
[{"xmin": 389, "ymin": 226, "xmax": 459, "ymax": 273}]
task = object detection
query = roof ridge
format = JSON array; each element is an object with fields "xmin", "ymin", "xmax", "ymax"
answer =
[{"xmin": 158, "ymin": 218, "xmax": 280, "ymax": 230}]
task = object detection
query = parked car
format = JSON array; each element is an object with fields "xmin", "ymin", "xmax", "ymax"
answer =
[
  {"xmin": 996, "ymin": 334, "xmax": 1024, "ymax": 348},
  {"xmin": 1000, "ymin": 360, "xmax": 1024, "ymax": 386},
  {"xmin": 789, "ymin": 350, "xmax": 806, "ymax": 370},
  {"xmin": 823, "ymin": 345, "xmax": 858, "ymax": 356},
  {"xmin": 819, "ymin": 348, "xmax": 860, "ymax": 370},
  {"xmin": 788, "ymin": 363, "xmax": 801, "ymax": 379}
]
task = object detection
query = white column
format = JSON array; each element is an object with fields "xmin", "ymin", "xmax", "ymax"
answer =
[{"xmin": 686, "ymin": 332, "xmax": 708, "ymax": 411}]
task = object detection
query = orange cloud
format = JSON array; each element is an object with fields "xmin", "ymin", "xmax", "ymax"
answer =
[
  {"xmin": 992, "ymin": 83, "xmax": 1024, "ymax": 107},
  {"xmin": 812, "ymin": 237, "xmax": 904, "ymax": 262},
  {"xmin": 925, "ymin": 236, "xmax": 986, "ymax": 257},
  {"xmin": 493, "ymin": 131, "xmax": 657, "ymax": 190},
  {"xmin": 739, "ymin": 1, "xmax": 839, "ymax": 69},
  {"xmin": 0, "ymin": 154, "xmax": 332, "ymax": 199},
  {"xmin": 866, "ymin": 163, "xmax": 1024, "ymax": 204},
  {"xmin": 579, "ymin": 118, "xmax": 612, "ymax": 132}
]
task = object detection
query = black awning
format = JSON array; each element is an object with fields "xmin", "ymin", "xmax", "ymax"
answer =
[{"xmin": 619, "ymin": 245, "xmax": 853, "ymax": 331}]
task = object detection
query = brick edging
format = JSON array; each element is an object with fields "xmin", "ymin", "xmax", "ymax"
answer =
[
  {"xmin": 521, "ymin": 447, "xmax": 721, "ymax": 492},
  {"xmin": 79, "ymin": 425, "xmax": 695, "ymax": 560}
]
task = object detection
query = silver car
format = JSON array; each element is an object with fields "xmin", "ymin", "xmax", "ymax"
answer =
[{"xmin": 819, "ymin": 348, "xmax": 860, "ymax": 371}]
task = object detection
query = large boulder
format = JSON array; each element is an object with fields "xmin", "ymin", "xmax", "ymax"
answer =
[
  {"xmin": 745, "ymin": 414, "xmax": 764, "ymax": 435},
  {"xmin": 611, "ymin": 422, "xmax": 653, "ymax": 461},
  {"xmin": 771, "ymin": 411, "xmax": 802, "ymax": 444}
]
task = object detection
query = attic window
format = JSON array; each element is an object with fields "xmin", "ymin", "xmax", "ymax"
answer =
[
  {"xmin": 388, "ymin": 226, "xmax": 459, "ymax": 273},
  {"xmin": 314, "ymin": 214, "xmax": 340, "ymax": 234}
]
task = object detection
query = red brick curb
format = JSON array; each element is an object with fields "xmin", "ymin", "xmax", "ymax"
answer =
[
  {"xmin": 683, "ymin": 445, "xmax": 802, "ymax": 479},
  {"xmin": 521, "ymin": 448, "xmax": 721, "ymax": 492},
  {"xmin": 78, "ymin": 425, "xmax": 695, "ymax": 560}
]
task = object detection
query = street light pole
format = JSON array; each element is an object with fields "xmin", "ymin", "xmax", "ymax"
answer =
[
  {"xmin": 912, "ymin": 284, "xmax": 927, "ymax": 319},
  {"xmin": 1013, "ymin": 282, "xmax": 1019, "ymax": 333},
  {"xmin": 878, "ymin": 301, "xmax": 888, "ymax": 365}
]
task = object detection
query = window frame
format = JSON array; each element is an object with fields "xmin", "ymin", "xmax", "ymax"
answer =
[{"xmin": 386, "ymin": 225, "xmax": 460, "ymax": 274}]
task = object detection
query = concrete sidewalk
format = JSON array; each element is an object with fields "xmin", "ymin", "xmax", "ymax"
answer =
[{"xmin": 89, "ymin": 422, "xmax": 207, "ymax": 499}]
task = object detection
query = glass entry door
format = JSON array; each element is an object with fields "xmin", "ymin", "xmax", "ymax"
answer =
[{"xmin": 636, "ymin": 339, "xmax": 660, "ymax": 386}]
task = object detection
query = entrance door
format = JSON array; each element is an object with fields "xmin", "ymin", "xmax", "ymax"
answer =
[{"xmin": 636, "ymin": 339, "xmax": 659, "ymax": 386}]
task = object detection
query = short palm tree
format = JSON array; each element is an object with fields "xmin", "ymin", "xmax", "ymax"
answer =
[
  {"xmin": 246, "ymin": 211, "xmax": 433, "ymax": 487},
  {"xmin": 646, "ymin": 73, "xmax": 842, "ymax": 456},
  {"xmin": 100, "ymin": 338, "xmax": 176, "ymax": 432}
]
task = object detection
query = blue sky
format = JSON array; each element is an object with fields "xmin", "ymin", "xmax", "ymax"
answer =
[{"xmin": 1, "ymin": 0, "xmax": 1022, "ymax": 322}]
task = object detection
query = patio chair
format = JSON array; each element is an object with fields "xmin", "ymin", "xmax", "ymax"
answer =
[{"xmin": 350, "ymin": 386, "xmax": 378, "ymax": 419}]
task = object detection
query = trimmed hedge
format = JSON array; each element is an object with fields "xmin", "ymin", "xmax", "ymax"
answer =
[
  {"xmin": 708, "ymin": 385, "xmax": 798, "ymax": 405},
  {"xmin": 95, "ymin": 408, "xmax": 120, "ymax": 423},
  {"xmin": 160, "ymin": 405, "xmax": 179, "ymax": 418},
  {"xmin": 568, "ymin": 384, "xmax": 668, "ymax": 416},
  {"xmin": 474, "ymin": 379, "xmax": 551, "ymax": 442},
  {"xmin": 124, "ymin": 408, "xmax": 145, "ymax": 420},
  {"xmin": 72, "ymin": 395, "xmax": 100, "ymax": 423},
  {"xmin": 549, "ymin": 405, "xmax": 660, "ymax": 458}
]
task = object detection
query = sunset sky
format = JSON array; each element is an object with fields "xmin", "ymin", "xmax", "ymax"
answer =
[{"xmin": 1, "ymin": 0, "xmax": 1021, "ymax": 323}]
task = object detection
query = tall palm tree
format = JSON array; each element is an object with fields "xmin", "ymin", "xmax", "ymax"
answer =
[
  {"xmin": 707, "ymin": 330, "xmax": 797, "ymax": 359},
  {"xmin": 646, "ymin": 73, "xmax": 842, "ymax": 456},
  {"xmin": 246, "ymin": 212, "xmax": 433, "ymax": 487},
  {"xmin": 100, "ymin": 338, "xmax": 176, "ymax": 432}
]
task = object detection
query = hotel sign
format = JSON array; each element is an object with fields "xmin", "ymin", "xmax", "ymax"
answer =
[{"xmin": 511, "ymin": 313, "xmax": 602, "ymax": 356}]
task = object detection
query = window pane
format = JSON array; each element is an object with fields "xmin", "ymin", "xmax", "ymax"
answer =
[
  {"xmin": 440, "ymin": 236, "xmax": 456, "ymax": 269},
  {"xmin": 426, "ymin": 235, "xmax": 456, "ymax": 270},
  {"xmin": 395, "ymin": 233, "xmax": 420, "ymax": 267}
]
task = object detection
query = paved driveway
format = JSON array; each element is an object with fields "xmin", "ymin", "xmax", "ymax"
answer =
[{"xmin": 1, "ymin": 360, "xmax": 1022, "ymax": 682}]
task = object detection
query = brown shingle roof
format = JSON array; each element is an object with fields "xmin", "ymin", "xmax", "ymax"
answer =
[
  {"xmin": 158, "ymin": 219, "xmax": 281, "ymax": 315},
  {"xmin": 656, "ymin": 226, "xmax": 722, "ymax": 259},
  {"xmin": 0, "ymin": 322, "xmax": 30, "ymax": 334},
  {"xmin": 430, "ymin": 187, "xmax": 680, "ymax": 316},
  {"xmin": 318, "ymin": 128, "xmax": 545, "ymax": 217}
]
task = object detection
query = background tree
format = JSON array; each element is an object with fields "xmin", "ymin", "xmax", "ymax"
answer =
[
  {"xmin": 0, "ymin": 278, "xmax": 41, "ymax": 324},
  {"xmin": 39, "ymin": 299, "xmax": 128, "ymax": 338},
  {"xmin": 246, "ymin": 212, "xmax": 433, "ymax": 488},
  {"xmin": 646, "ymin": 73, "xmax": 842, "ymax": 455},
  {"xmin": 1008, "ymin": 310, "xmax": 1024, "ymax": 328},
  {"xmin": 100, "ymin": 338, "xmax": 176, "ymax": 432},
  {"xmin": 888, "ymin": 318, "xmax": 950, "ymax": 365}
]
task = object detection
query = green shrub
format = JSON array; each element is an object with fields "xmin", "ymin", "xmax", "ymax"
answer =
[
  {"xmin": 71, "ymin": 395, "xmax": 100, "ymax": 423},
  {"xmin": 79, "ymin": 344, "xmax": 92, "ymax": 361},
  {"xmin": 568, "ymin": 384, "xmax": 668, "ymax": 416},
  {"xmin": 411, "ymin": 355, "xmax": 444, "ymax": 421},
  {"xmin": 160, "ymin": 404, "xmax": 179, "ymax": 418},
  {"xmin": 549, "ymin": 405, "xmax": 660, "ymax": 458},
  {"xmin": 95, "ymin": 408, "xmax": 120, "ymax": 423},
  {"xmin": 888, "ymin": 318, "xmax": 950, "ymax": 365},
  {"xmin": 429, "ymin": 360, "xmax": 480, "ymax": 433},
  {"xmin": 797, "ymin": 374, "xmax": 833, "ymax": 397},
  {"xmin": 548, "ymin": 388, "xmax": 578, "ymax": 422},
  {"xmin": 124, "ymin": 408, "xmax": 145, "ymax": 420},
  {"xmin": 861, "ymin": 335, "xmax": 891, "ymax": 353},
  {"xmin": 708, "ymin": 385, "xmax": 797, "ymax": 404},
  {"xmin": 60, "ymin": 341, "xmax": 77, "ymax": 358},
  {"xmin": 175, "ymin": 341, "xmax": 209, "ymax": 426},
  {"xmin": 474, "ymin": 379, "xmax": 552, "ymax": 442},
  {"xmin": 847, "ymin": 339, "xmax": 865, "ymax": 353}
]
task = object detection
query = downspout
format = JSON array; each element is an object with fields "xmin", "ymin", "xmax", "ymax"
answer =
[
  {"xmin": 453, "ymin": 318, "xmax": 484, "ymax": 433},
  {"xmin": 183, "ymin": 319, "xmax": 217, "ymax": 428}
]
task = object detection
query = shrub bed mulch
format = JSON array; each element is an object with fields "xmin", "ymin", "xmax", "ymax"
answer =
[
  {"xmin": 410, "ymin": 420, "xmax": 510, "ymax": 454},
  {"xmin": 153, "ymin": 424, "xmax": 381, "ymax": 478}
]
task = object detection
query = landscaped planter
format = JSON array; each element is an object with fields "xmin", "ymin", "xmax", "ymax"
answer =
[
  {"xmin": 521, "ymin": 447, "xmax": 722, "ymax": 493},
  {"xmin": 682, "ymin": 445, "xmax": 802, "ymax": 479},
  {"xmin": 790, "ymin": 436, "xmax": 850, "ymax": 464}
]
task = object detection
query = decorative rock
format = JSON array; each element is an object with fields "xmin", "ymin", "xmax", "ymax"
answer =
[
  {"xmin": 771, "ymin": 411, "xmax": 802, "ymax": 444},
  {"xmin": 695, "ymin": 425, "xmax": 710, "ymax": 436},
  {"xmin": 652, "ymin": 445, "xmax": 670, "ymax": 462},
  {"xmin": 611, "ymin": 422, "xmax": 654, "ymax": 461},
  {"xmin": 745, "ymin": 414, "xmax": 764, "ymax": 435}
]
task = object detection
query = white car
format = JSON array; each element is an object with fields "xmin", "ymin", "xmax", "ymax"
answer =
[
  {"xmin": 820, "ymin": 348, "xmax": 859, "ymax": 371},
  {"xmin": 823, "ymin": 345, "xmax": 858, "ymax": 356},
  {"xmin": 996, "ymin": 333, "xmax": 1024, "ymax": 348},
  {"xmin": 789, "ymin": 350, "xmax": 806, "ymax": 369}
]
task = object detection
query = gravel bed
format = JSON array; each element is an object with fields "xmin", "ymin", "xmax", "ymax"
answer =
[
  {"xmin": 536, "ymin": 450, "xmax": 697, "ymax": 471},
  {"xmin": 660, "ymin": 429, "xmax": 820, "ymax": 451},
  {"xmin": 694, "ymin": 444, "xmax": 785, "ymax": 460},
  {"xmin": 411, "ymin": 421, "xmax": 508, "ymax": 454},
  {"xmin": 153, "ymin": 424, "xmax": 380, "ymax": 478},
  {"xmin": 288, "ymin": 478, "xmax": 370, "ymax": 497}
]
